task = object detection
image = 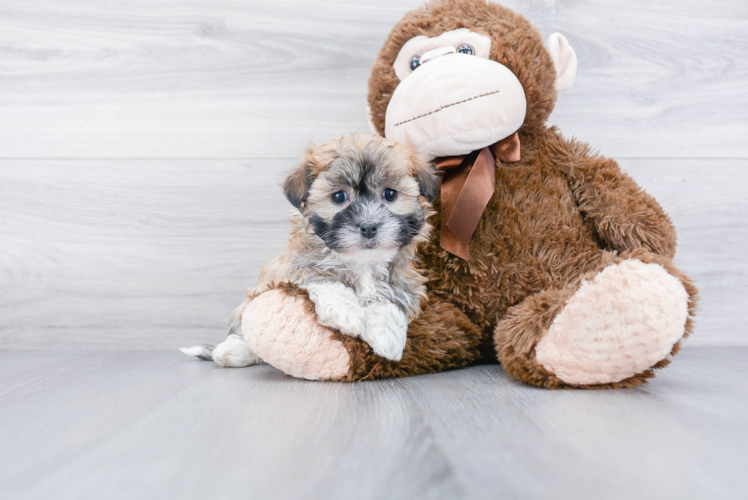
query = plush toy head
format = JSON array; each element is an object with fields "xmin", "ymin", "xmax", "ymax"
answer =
[{"xmin": 367, "ymin": 0, "xmax": 577, "ymax": 159}]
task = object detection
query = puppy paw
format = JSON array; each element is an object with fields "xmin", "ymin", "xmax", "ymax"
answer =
[
  {"xmin": 361, "ymin": 302, "xmax": 408, "ymax": 361},
  {"xmin": 212, "ymin": 334, "xmax": 263, "ymax": 367},
  {"xmin": 305, "ymin": 282, "xmax": 365, "ymax": 337}
]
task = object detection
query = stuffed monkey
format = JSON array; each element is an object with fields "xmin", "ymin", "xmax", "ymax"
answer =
[{"xmin": 242, "ymin": 0, "xmax": 697, "ymax": 388}]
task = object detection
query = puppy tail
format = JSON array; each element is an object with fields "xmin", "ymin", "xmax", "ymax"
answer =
[
  {"xmin": 179, "ymin": 344, "xmax": 216, "ymax": 361},
  {"xmin": 180, "ymin": 296, "xmax": 254, "ymax": 365}
]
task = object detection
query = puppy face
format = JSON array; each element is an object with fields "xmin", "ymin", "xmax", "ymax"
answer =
[{"xmin": 284, "ymin": 134, "xmax": 438, "ymax": 262}]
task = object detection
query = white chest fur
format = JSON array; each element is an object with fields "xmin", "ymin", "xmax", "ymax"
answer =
[
  {"xmin": 347, "ymin": 261, "xmax": 382, "ymax": 302},
  {"xmin": 302, "ymin": 260, "xmax": 408, "ymax": 362}
]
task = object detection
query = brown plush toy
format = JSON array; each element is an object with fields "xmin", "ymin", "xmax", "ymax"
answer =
[{"xmin": 241, "ymin": 0, "xmax": 698, "ymax": 388}]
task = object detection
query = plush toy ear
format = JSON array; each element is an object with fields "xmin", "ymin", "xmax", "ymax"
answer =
[
  {"xmin": 283, "ymin": 159, "xmax": 314, "ymax": 209},
  {"xmin": 546, "ymin": 33, "xmax": 577, "ymax": 92}
]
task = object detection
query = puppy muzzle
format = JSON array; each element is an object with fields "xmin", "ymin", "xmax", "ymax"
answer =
[{"xmin": 384, "ymin": 53, "xmax": 527, "ymax": 160}]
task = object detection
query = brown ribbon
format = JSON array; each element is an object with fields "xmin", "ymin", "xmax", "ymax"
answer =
[{"xmin": 433, "ymin": 131, "xmax": 521, "ymax": 260}]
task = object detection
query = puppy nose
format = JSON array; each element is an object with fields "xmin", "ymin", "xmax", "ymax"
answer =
[{"xmin": 359, "ymin": 222, "xmax": 378, "ymax": 239}]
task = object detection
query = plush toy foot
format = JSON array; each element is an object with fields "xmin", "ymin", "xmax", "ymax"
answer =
[
  {"xmin": 495, "ymin": 251, "xmax": 698, "ymax": 388},
  {"xmin": 242, "ymin": 285, "xmax": 483, "ymax": 381}
]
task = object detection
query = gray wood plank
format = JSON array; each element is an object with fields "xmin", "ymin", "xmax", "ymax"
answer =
[
  {"xmin": 1, "ymin": 347, "xmax": 746, "ymax": 500},
  {"xmin": 0, "ymin": 351, "xmax": 215, "ymax": 497},
  {"xmin": 638, "ymin": 348, "xmax": 748, "ymax": 425},
  {"xmin": 0, "ymin": 158, "xmax": 745, "ymax": 348},
  {"xmin": 2, "ymin": 352, "xmax": 468, "ymax": 500},
  {"xmin": 402, "ymin": 346, "xmax": 748, "ymax": 500},
  {"xmin": 0, "ymin": 0, "xmax": 746, "ymax": 158}
]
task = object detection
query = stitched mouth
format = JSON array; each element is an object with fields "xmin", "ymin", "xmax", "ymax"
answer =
[{"xmin": 393, "ymin": 90, "xmax": 501, "ymax": 128}]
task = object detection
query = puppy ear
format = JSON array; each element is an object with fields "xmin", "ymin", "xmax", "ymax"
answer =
[
  {"xmin": 283, "ymin": 159, "xmax": 314, "ymax": 209},
  {"xmin": 414, "ymin": 160, "xmax": 440, "ymax": 202}
]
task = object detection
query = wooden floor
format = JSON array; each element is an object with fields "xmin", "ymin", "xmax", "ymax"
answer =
[{"xmin": 1, "ymin": 347, "xmax": 746, "ymax": 500}]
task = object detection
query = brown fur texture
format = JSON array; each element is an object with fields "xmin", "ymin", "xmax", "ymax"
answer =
[
  {"xmin": 420, "ymin": 126, "xmax": 684, "ymax": 340},
  {"xmin": 337, "ymin": 296, "xmax": 483, "ymax": 381}
]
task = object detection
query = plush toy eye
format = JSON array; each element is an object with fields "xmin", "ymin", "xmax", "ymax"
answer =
[
  {"xmin": 331, "ymin": 191, "xmax": 347, "ymax": 204},
  {"xmin": 383, "ymin": 188, "xmax": 397, "ymax": 202},
  {"xmin": 409, "ymin": 56, "xmax": 421, "ymax": 71},
  {"xmin": 457, "ymin": 44, "xmax": 474, "ymax": 55}
]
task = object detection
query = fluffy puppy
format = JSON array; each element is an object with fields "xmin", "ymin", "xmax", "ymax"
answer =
[{"xmin": 182, "ymin": 133, "xmax": 439, "ymax": 366}]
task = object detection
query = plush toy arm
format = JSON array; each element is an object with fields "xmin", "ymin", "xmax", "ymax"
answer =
[
  {"xmin": 560, "ymin": 138, "xmax": 677, "ymax": 258},
  {"xmin": 243, "ymin": 284, "xmax": 483, "ymax": 381}
]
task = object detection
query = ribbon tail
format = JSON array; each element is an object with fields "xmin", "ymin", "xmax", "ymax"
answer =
[
  {"xmin": 440, "ymin": 223, "xmax": 470, "ymax": 261},
  {"xmin": 440, "ymin": 147, "xmax": 496, "ymax": 260}
]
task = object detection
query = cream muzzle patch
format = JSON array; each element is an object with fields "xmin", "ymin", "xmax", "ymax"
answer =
[
  {"xmin": 385, "ymin": 29, "xmax": 526, "ymax": 159},
  {"xmin": 393, "ymin": 89, "xmax": 502, "ymax": 128}
]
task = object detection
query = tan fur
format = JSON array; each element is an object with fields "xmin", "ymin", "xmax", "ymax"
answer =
[{"xmin": 232, "ymin": 134, "xmax": 437, "ymax": 333}]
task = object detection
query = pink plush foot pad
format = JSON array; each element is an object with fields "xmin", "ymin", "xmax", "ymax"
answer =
[
  {"xmin": 242, "ymin": 290, "xmax": 351, "ymax": 381},
  {"xmin": 535, "ymin": 259, "xmax": 689, "ymax": 385}
]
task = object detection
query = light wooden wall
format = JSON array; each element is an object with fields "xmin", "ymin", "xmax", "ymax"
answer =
[{"xmin": 1, "ymin": 0, "xmax": 746, "ymax": 348}]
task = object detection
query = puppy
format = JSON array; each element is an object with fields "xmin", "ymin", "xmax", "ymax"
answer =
[{"xmin": 182, "ymin": 133, "xmax": 439, "ymax": 366}]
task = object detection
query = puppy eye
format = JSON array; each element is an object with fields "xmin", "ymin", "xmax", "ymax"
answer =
[
  {"xmin": 331, "ymin": 191, "xmax": 347, "ymax": 204},
  {"xmin": 383, "ymin": 188, "xmax": 397, "ymax": 202},
  {"xmin": 457, "ymin": 44, "xmax": 474, "ymax": 55},
  {"xmin": 409, "ymin": 56, "xmax": 421, "ymax": 71}
]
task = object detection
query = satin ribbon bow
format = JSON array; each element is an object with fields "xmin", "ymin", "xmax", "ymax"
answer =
[{"xmin": 433, "ymin": 131, "xmax": 521, "ymax": 260}]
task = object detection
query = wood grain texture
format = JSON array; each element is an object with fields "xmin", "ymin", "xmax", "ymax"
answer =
[
  {"xmin": 0, "ymin": 159, "xmax": 292, "ymax": 348},
  {"xmin": 1, "ymin": 347, "xmax": 746, "ymax": 499},
  {"xmin": 0, "ymin": 351, "xmax": 215, "ymax": 497},
  {"xmin": 0, "ymin": 0, "xmax": 746, "ymax": 158},
  {"xmin": 0, "ymin": 158, "xmax": 745, "ymax": 348}
]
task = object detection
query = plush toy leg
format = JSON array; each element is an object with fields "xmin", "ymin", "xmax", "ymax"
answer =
[
  {"xmin": 243, "ymin": 284, "xmax": 482, "ymax": 381},
  {"xmin": 494, "ymin": 250, "xmax": 698, "ymax": 389}
]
